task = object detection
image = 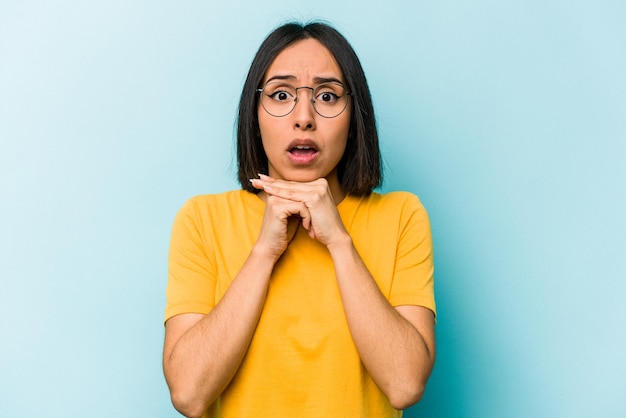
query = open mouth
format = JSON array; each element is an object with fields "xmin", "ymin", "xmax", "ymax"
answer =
[{"xmin": 289, "ymin": 145, "xmax": 318, "ymax": 156}]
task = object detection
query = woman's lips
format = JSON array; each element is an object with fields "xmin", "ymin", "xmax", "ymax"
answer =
[
  {"xmin": 287, "ymin": 139, "xmax": 319, "ymax": 165},
  {"xmin": 288, "ymin": 145, "xmax": 318, "ymax": 164}
]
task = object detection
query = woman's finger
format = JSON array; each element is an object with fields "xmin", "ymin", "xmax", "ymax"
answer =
[
  {"xmin": 252, "ymin": 175, "xmax": 331, "ymax": 206},
  {"xmin": 253, "ymin": 176, "xmax": 348, "ymax": 246}
]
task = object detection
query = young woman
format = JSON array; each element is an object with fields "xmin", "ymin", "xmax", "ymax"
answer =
[{"xmin": 163, "ymin": 22, "xmax": 436, "ymax": 418}]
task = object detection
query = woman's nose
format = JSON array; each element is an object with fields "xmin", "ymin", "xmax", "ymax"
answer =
[{"xmin": 292, "ymin": 88, "xmax": 316, "ymax": 129}]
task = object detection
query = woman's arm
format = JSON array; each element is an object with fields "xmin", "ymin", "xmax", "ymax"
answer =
[
  {"xmin": 327, "ymin": 237, "xmax": 435, "ymax": 410},
  {"xmin": 163, "ymin": 246, "xmax": 274, "ymax": 418},
  {"xmin": 163, "ymin": 197, "xmax": 305, "ymax": 418}
]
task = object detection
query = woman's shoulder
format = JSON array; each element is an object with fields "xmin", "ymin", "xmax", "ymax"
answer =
[
  {"xmin": 177, "ymin": 189, "xmax": 262, "ymax": 218},
  {"xmin": 361, "ymin": 190, "xmax": 425, "ymax": 211},
  {"xmin": 184, "ymin": 189, "xmax": 248, "ymax": 205},
  {"xmin": 341, "ymin": 191, "xmax": 428, "ymax": 226}
]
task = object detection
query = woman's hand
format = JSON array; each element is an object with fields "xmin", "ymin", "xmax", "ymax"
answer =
[
  {"xmin": 253, "ymin": 193, "xmax": 307, "ymax": 261},
  {"xmin": 250, "ymin": 175, "xmax": 349, "ymax": 248}
]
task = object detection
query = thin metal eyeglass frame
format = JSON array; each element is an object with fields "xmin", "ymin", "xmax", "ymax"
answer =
[{"xmin": 256, "ymin": 83, "xmax": 353, "ymax": 119}]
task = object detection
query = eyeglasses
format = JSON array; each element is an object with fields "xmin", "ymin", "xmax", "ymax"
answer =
[{"xmin": 256, "ymin": 81, "xmax": 352, "ymax": 118}]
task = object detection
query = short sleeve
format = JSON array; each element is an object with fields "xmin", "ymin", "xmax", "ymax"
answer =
[
  {"xmin": 164, "ymin": 198, "xmax": 217, "ymax": 323},
  {"xmin": 387, "ymin": 194, "xmax": 436, "ymax": 316}
]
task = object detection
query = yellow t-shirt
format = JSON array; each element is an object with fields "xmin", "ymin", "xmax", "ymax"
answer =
[{"xmin": 165, "ymin": 190, "xmax": 435, "ymax": 418}]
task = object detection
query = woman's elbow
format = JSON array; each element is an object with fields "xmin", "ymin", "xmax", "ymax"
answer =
[
  {"xmin": 169, "ymin": 387, "xmax": 207, "ymax": 418},
  {"xmin": 387, "ymin": 380, "xmax": 426, "ymax": 411}
]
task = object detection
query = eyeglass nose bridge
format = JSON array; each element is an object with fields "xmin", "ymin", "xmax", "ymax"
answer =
[{"xmin": 292, "ymin": 86, "xmax": 316, "ymax": 109}]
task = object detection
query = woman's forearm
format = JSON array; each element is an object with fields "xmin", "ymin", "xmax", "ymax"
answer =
[
  {"xmin": 163, "ymin": 246, "xmax": 276, "ymax": 418},
  {"xmin": 327, "ymin": 235, "xmax": 435, "ymax": 410}
]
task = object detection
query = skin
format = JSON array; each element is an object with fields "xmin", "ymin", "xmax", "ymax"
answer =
[{"xmin": 163, "ymin": 39, "xmax": 436, "ymax": 418}]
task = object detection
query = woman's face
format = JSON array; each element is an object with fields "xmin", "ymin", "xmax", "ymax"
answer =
[{"xmin": 258, "ymin": 38, "xmax": 351, "ymax": 197}]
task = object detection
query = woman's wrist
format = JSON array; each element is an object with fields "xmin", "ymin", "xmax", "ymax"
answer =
[
  {"xmin": 325, "ymin": 231, "xmax": 354, "ymax": 255},
  {"xmin": 250, "ymin": 242, "xmax": 283, "ymax": 265}
]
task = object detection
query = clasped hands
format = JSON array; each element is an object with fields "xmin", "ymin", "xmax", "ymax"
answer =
[{"xmin": 250, "ymin": 174, "xmax": 349, "ymax": 258}]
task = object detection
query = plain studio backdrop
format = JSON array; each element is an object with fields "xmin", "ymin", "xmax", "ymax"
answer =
[{"xmin": 1, "ymin": 1, "xmax": 624, "ymax": 417}]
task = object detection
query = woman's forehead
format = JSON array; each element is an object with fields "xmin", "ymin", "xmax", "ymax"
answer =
[{"xmin": 263, "ymin": 38, "xmax": 344, "ymax": 84}]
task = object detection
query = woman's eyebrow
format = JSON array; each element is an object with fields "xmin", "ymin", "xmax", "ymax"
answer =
[
  {"xmin": 313, "ymin": 76, "xmax": 344, "ymax": 85},
  {"xmin": 264, "ymin": 75, "xmax": 345, "ymax": 85},
  {"xmin": 265, "ymin": 74, "xmax": 296, "ymax": 83}
]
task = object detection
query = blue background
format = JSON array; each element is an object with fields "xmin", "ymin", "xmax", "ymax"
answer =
[{"xmin": 1, "ymin": 1, "xmax": 624, "ymax": 417}]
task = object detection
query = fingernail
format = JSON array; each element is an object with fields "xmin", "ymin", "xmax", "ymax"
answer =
[{"xmin": 258, "ymin": 173, "xmax": 270, "ymax": 180}]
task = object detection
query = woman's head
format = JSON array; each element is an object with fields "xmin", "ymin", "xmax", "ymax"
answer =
[{"xmin": 237, "ymin": 21, "xmax": 381, "ymax": 196}]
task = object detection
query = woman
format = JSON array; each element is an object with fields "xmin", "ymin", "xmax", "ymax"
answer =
[{"xmin": 163, "ymin": 21, "xmax": 436, "ymax": 418}]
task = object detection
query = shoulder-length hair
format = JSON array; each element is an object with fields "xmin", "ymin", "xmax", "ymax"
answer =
[{"xmin": 236, "ymin": 21, "xmax": 382, "ymax": 196}]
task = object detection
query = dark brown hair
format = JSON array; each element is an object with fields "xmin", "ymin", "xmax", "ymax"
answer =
[{"xmin": 236, "ymin": 21, "xmax": 382, "ymax": 196}]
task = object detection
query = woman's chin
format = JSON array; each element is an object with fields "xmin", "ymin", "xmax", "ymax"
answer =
[{"xmin": 271, "ymin": 171, "xmax": 322, "ymax": 183}]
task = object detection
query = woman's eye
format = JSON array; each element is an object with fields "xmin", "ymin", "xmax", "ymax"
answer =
[
  {"xmin": 269, "ymin": 90, "xmax": 293, "ymax": 101},
  {"xmin": 317, "ymin": 92, "xmax": 339, "ymax": 103}
]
